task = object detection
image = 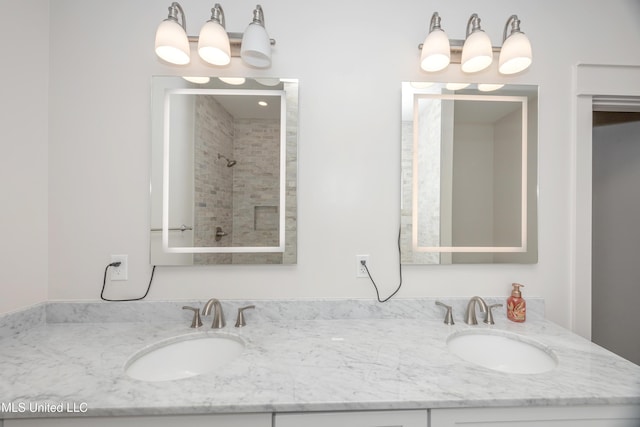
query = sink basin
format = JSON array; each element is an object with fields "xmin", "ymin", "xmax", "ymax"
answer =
[
  {"xmin": 125, "ymin": 334, "xmax": 244, "ymax": 381},
  {"xmin": 447, "ymin": 330, "xmax": 557, "ymax": 374}
]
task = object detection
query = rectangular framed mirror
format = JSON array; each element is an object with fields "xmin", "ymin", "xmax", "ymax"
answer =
[
  {"xmin": 400, "ymin": 82, "xmax": 538, "ymax": 264},
  {"xmin": 150, "ymin": 77, "xmax": 298, "ymax": 265}
]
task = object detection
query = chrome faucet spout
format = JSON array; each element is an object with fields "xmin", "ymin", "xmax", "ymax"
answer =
[
  {"xmin": 202, "ymin": 298, "xmax": 226, "ymax": 329},
  {"xmin": 465, "ymin": 296, "xmax": 488, "ymax": 325}
]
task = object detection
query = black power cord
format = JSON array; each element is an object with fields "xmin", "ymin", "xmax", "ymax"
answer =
[
  {"xmin": 361, "ymin": 228, "xmax": 403, "ymax": 303},
  {"xmin": 100, "ymin": 262, "xmax": 156, "ymax": 302}
]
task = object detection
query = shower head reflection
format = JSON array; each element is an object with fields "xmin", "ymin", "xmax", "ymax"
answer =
[{"xmin": 217, "ymin": 153, "xmax": 237, "ymax": 167}]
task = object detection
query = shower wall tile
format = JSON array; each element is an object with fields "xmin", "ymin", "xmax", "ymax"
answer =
[{"xmin": 194, "ymin": 95, "xmax": 233, "ymax": 264}]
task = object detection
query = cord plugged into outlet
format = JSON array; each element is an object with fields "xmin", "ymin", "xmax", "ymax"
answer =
[
  {"xmin": 110, "ymin": 255, "xmax": 128, "ymax": 281},
  {"xmin": 356, "ymin": 229, "xmax": 404, "ymax": 303},
  {"xmin": 356, "ymin": 255, "xmax": 370, "ymax": 278}
]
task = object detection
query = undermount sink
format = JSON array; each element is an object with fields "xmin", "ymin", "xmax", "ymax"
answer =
[
  {"xmin": 447, "ymin": 330, "xmax": 557, "ymax": 374},
  {"xmin": 125, "ymin": 334, "xmax": 245, "ymax": 382}
]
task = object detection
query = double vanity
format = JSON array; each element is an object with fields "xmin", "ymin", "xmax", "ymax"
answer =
[{"xmin": 1, "ymin": 298, "xmax": 639, "ymax": 426}]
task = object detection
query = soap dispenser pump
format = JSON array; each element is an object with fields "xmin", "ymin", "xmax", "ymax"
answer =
[{"xmin": 507, "ymin": 283, "xmax": 526, "ymax": 322}]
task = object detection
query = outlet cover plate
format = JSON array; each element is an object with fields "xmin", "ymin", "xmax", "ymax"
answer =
[
  {"xmin": 110, "ymin": 254, "xmax": 128, "ymax": 281},
  {"xmin": 356, "ymin": 255, "xmax": 369, "ymax": 278}
]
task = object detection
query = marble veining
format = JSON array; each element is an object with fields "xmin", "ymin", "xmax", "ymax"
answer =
[
  {"xmin": 0, "ymin": 303, "xmax": 45, "ymax": 340},
  {"xmin": 43, "ymin": 297, "xmax": 544, "ymax": 326},
  {"xmin": 0, "ymin": 298, "xmax": 638, "ymax": 419}
]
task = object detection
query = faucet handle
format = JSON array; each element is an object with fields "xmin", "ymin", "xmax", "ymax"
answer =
[
  {"xmin": 435, "ymin": 301, "xmax": 454, "ymax": 325},
  {"xmin": 235, "ymin": 305, "xmax": 256, "ymax": 328},
  {"xmin": 484, "ymin": 303, "xmax": 503, "ymax": 325},
  {"xmin": 182, "ymin": 306, "xmax": 203, "ymax": 328}
]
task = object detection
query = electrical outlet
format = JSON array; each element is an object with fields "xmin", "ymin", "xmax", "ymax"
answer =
[
  {"xmin": 356, "ymin": 255, "xmax": 369, "ymax": 278},
  {"xmin": 110, "ymin": 254, "xmax": 128, "ymax": 281}
]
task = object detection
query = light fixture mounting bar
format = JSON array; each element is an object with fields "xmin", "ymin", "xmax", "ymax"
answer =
[
  {"xmin": 188, "ymin": 32, "xmax": 276, "ymax": 57},
  {"xmin": 418, "ymin": 39, "xmax": 500, "ymax": 64}
]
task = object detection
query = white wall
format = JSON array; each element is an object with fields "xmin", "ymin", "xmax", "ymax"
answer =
[
  {"xmin": 24, "ymin": 0, "xmax": 640, "ymax": 328},
  {"xmin": 0, "ymin": 0, "xmax": 49, "ymax": 314}
]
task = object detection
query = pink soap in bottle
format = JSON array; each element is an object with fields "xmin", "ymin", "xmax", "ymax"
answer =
[{"xmin": 507, "ymin": 283, "xmax": 526, "ymax": 322}]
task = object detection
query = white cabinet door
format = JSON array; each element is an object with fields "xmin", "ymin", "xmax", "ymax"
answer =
[
  {"xmin": 275, "ymin": 410, "xmax": 427, "ymax": 427},
  {"xmin": 431, "ymin": 405, "xmax": 640, "ymax": 427},
  {"xmin": 4, "ymin": 413, "xmax": 271, "ymax": 427}
]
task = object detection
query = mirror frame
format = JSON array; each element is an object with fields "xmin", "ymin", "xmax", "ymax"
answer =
[{"xmin": 150, "ymin": 77, "xmax": 299, "ymax": 265}]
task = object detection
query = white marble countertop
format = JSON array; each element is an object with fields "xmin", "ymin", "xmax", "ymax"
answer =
[{"xmin": 0, "ymin": 298, "xmax": 639, "ymax": 418}]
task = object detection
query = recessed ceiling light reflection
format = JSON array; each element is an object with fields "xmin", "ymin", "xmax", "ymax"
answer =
[
  {"xmin": 258, "ymin": 101, "xmax": 268, "ymax": 107},
  {"xmin": 183, "ymin": 76, "xmax": 211, "ymax": 84},
  {"xmin": 445, "ymin": 83, "xmax": 470, "ymax": 90},
  {"xmin": 219, "ymin": 77, "xmax": 246, "ymax": 85}
]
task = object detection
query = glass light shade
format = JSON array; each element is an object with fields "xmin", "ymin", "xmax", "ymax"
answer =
[
  {"xmin": 461, "ymin": 30, "xmax": 493, "ymax": 73},
  {"xmin": 420, "ymin": 29, "xmax": 450, "ymax": 72},
  {"xmin": 155, "ymin": 19, "xmax": 190, "ymax": 65},
  {"xmin": 241, "ymin": 23, "xmax": 271, "ymax": 68},
  {"xmin": 198, "ymin": 20, "xmax": 231, "ymax": 66},
  {"xmin": 499, "ymin": 32, "xmax": 532, "ymax": 75}
]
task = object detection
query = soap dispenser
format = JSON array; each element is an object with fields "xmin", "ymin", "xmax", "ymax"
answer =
[{"xmin": 507, "ymin": 283, "xmax": 526, "ymax": 322}]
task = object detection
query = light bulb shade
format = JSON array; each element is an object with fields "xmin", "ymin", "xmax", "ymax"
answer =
[
  {"xmin": 155, "ymin": 19, "xmax": 190, "ymax": 65},
  {"xmin": 198, "ymin": 20, "xmax": 231, "ymax": 66},
  {"xmin": 420, "ymin": 29, "xmax": 450, "ymax": 72},
  {"xmin": 461, "ymin": 30, "xmax": 493, "ymax": 73},
  {"xmin": 499, "ymin": 32, "xmax": 532, "ymax": 74},
  {"xmin": 241, "ymin": 22, "xmax": 271, "ymax": 68}
]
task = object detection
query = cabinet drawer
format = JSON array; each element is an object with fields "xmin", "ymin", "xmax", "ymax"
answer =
[
  {"xmin": 3, "ymin": 413, "xmax": 271, "ymax": 427},
  {"xmin": 431, "ymin": 405, "xmax": 640, "ymax": 427},
  {"xmin": 275, "ymin": 410, "xmax": 427, "ymax": 427}
]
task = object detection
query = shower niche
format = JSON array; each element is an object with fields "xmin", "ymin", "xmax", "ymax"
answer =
[{"xmin": 150, "ymin": 77, "xmax": 298, "ymax": 265}]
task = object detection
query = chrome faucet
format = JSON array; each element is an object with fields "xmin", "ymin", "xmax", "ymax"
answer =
[
  {"xmin": 202, "ymin": 299, "xmax": 226, "ymax": 329},
  {"xmin": 465, "ymin": 296, "xmax": 488, "ymax": 325}
]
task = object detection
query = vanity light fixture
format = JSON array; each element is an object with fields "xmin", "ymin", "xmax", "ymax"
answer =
[
  {"xmin": 240, "ymin": 5, "xmax": 272, "ymax": 68},
  {"xmin": 198, "ymin": 4, "xmax": 231, "ymax": 66},
  {"xmin": 460, "ymin": 14, "xmax": 493, "ymax": 73},
  {"xmin": 155, "ymin": 3, "xmax": 276, "ymax": 68},
  {"xmin": 419, "ymin": 12, "xmax": 532, "ymax": 75},
  {"xmin": 419, "ymin": 12, "xmax": 450, "ymax": 72},
  {"xmin": 155, "ymin": 2, "xmax": 190, "ymax": 65},
  {"xmin": 498, "ymin": 15, "xmax": 532, "ymax": 75}
]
